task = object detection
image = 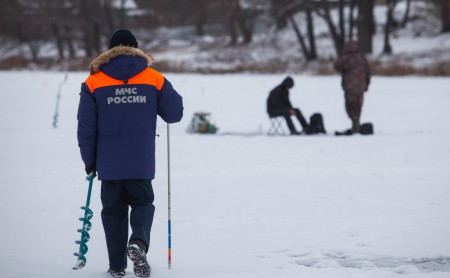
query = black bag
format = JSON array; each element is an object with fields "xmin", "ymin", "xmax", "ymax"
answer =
[
  {"xmin": 306, "ymin": 113, "xmax": 326, "ymax": 134},
  {"xmin": 360, "ymin": 123, "xmax": 374, "ymax": 135}
]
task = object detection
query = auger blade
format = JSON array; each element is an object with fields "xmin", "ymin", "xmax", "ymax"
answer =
[
  {"xmin": 75, "ymin": 240, "xmax": 89, "ymax": 254},
  {"xmin": 80, "ymin": 206, "xmax": 93, "ymax": 219},
  {"xmin": 72, "ymin": 254, "xmax": 86, "ymax": 270},
  {"xmin": 77, "ymin": 229, "xmax": 91, "ymax": 242},
  {"xmin": 79, "ymin": 218, "xmax": 92, "ymax": 231}
]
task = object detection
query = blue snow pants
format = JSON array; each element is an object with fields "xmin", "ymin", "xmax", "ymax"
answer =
[{"xmin": 100, "ymin": 179, "xmax": 155, "ymax": 270}]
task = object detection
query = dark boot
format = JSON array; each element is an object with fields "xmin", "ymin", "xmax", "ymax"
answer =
[
  {"xmin": 351, "ymin": 116, "xmax": 360, "ymax": 133},
  {"xmin": 127, "ymin": 239, "xmax": 151, "ymax": 278},
  {"xmin": 108, "ymin": 268, "xmax": 125, "ymax": 278}
]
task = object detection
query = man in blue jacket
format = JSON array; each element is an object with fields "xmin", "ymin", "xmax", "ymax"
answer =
[{"xmin": 77, "ymin": 29, "xmax": 183, "ymax": 278}]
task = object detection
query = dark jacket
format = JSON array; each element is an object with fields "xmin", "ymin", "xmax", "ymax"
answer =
[
  {"xmin": 77, "ymin": 46, "xmax": 183, "ymax": 180},
  {"xmin": 334, "ymin": 40, "xmax": 371, "ymax": 95},
  {"xmin": 267, "ymin": 80, "xmax": 293, "ymax": 116}
]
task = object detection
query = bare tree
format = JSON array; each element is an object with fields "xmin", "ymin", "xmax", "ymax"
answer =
[
  {"xmin": 63, "ymin": 23, "xmax": 76, "ymax": 59},
  {"xmin": 0, "ymin": 0, "xmax": 65, "ymax": 61},
  {"xmin": 273, "ymin": 0, "xmax": 317, "ymax": 60},
  {"xmin": 295, "ymin": 0, "xmax": 362, "ymax": 55},
  {"xmin": 287, "ymin": 10, "xmax": 317, "ymax": 60},
  {"xmin": 225, "ymin": 0, "xmax": 254, "ymax": 44},
  {"xmin": 193, "ymin": 0, "xmax": 209, "ymax": 36},
  {"xmin": 382, "ymin": 0, "xmax": 398, "ymax": 54},
  {"xmin": 77, "ymin": 0, "xmax": 111, "ymax": 57},
  {"xmin": 305, "ymin": 7, "xmax": 317, "ymax": 59},
  {"xmin": 439, "ymin": 0, "xmax": 450, "ymax": 33},
  {"xmin": 338, "ymin": 0, "xmax": 345, "ymax": 46},
  {"xmin": 400, "ymin": 0, "xmax": 412, "ymax": 28},
  {"xmin": 318, "ymin": 0, "xmax": 345, "ymax": 54},
  {"xmin": 357, "ymin": 0, "xmax": 375, "ymax": 54},
  {"xmin": 271, "ymin": 0, "xmax": 301, "ymax": 29},
  {"xmin": 102, "ymin": 0, "xmax": 116, "ymax": 35}
]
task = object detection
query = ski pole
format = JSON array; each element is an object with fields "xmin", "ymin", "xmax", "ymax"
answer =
[
  {"xmin": 53, "ymin": 72, "xmax": 68, "ymax": 128},
  {"xmin": 167, "ymin": 123, "xmax": 172, "ymax": 269},
  {"xmin": 73, "ymin": 172, "xmax": 96, "ymax": 270}
]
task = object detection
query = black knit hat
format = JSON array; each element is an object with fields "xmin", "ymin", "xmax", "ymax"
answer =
[
  {"xmin": 109, "ymin": 29, "xmax": 138, "ymax": 49},
  {"xmin": 281, "ymin": 76, "xmax": 294, "ymax": 89}
]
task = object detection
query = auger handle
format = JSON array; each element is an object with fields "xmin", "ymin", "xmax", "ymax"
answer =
[{"xmin": 84, "ymin": 172, "xmax": 96, "ymax": 208}]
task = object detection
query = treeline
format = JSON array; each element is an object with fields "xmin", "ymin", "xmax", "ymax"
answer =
[{"xmin": 0, "ymin": 0, "xmax": 449, "ymax": 66}]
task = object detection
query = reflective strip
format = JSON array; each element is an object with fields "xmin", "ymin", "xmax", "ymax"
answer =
[{"xmin": 85, "ymin": 68, "xmax": 165, "ymax": 92}]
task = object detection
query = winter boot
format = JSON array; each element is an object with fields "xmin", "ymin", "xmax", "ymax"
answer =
[
  {"xmin": 107, "ymin": 268, "xmax": 125, "ymax": 278},
  {"xmin": 127, "ymin": 239, "xmax": 151, "ymax": 278},
  {"xmin": 351, "ymin": 116, "xmax": 360, "ymax": 133}
]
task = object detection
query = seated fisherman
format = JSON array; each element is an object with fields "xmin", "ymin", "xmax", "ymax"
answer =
[{"xmin": 266, "ymin": 77, "xmax": 308, "ymax": 135}]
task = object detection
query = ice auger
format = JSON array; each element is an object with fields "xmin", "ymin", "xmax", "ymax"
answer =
[
  {"xmin": 72, "ymin": 172, "xmax": 95, "ymax": 270},
  {"xmin": 52, "ymin": 72, "xmax": 68, "ymax": 128}
]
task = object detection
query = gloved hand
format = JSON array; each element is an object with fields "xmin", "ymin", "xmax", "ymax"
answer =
[{"xmin": 85, "ymin": 165, "xmax": 96, "ymax": 176}]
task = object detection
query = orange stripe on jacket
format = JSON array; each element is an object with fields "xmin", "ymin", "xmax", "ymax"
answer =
[{"xmin": 85, "ymin": 67, "xmax": 165, "ymax": 93}]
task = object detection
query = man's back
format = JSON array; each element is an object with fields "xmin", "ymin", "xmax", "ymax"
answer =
[
  {"xmin": 267, "ymin": 85, "xmax": 292, "ymax": 116},
  {"xmin": 78, "ymin": 46, "xmax": 183, "ymax": 180},
  {"xmin": 334, "ymin": 40, "xmax": 371, "ymax": 95}
]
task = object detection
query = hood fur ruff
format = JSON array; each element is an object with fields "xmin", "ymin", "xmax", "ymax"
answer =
[{"xmin": 89, "ymin": 46, "xmax": 153, "ymax": 74}]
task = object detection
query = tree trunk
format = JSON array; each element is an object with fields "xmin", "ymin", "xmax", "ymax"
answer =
[
  {"xmin": 237, "ymin": 16, "xmax": 252, "ymax": 44},
  {"xmin": 64, "ymin": 24, "xmax": 76, "ymax": 59},
  {"xmin": 27, "ymin": 41, "xmax": 40, "ymax": 62},
  {"xmin": 80, "ymin": 0, "xmax": 93, "ymax": 57},
  {"xmin": 320, "ymin": 0, "xmax": 343, "ymax": 55},
  {"xmin": 382, "ymin": 0, "xmax": 398, "ymax": 54},
  {"xmin": 440, "ymin": 0, "xmax": 450, "ymax": 33},
  {"xmin": 119, "ymin": 0, "xmax": 126, "ymax": 28},
  {"xmin": 194, "ymin": 0, "xmax": 207, "ymax": 36},
  {"xmin": 338, "ymin": 0, "xmax": 345, "ymax": 46},
  {"xmin": 358, "ymin": 0, "xmax": 375, "ymax": 53},
  {"xmin": 102, "ymin": 0, "xmax": 115, "ymax": 35},
  {"xmin": 306, "ymin": 8, "xmax": 317, "ymax": 60},
  {"xmin": 349, "ymin": 0, "xmax": 356, "ymax": 40},
  {"xmin": 51, "ymin": 23, "xmax": 65, "ymax": 61},
  {"xmin": 227, "ymin": 0, "xmax": 239, "ymax": 45},
  {"xmin": 228, "ymin": 15, "xmax": 238, "ymax": 45},
  {"xmin": 227, "ymin": 0, "xmax": 253, "ymax": 44},
  {"xmin": 287, "ymin": 13, "xmax": 312, "ymax": 60},
  {"xmin": 401, "ymin": 0, "xmax": 411, "ymax": 28},
  {"xmin": 92, "ymin": 20, "xmax": 101, "ymax": 54},
  {"xmin": 195, "ymin": 22, "xmax": 205, "ymax": 37}
]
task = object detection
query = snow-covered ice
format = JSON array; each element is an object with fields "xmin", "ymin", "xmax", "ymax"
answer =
[{"xmin": 0, "ymin": 71, "xmax": 449, "ymax": 278}]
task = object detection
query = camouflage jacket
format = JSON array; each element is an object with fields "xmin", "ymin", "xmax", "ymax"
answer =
[{"xmin": 334, "ymin": 40, "xmax": 371, "ymax": 95}]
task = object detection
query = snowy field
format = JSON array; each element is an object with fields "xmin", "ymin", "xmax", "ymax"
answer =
[{"xmin": 0, "ymin": 71, "xmax": 449, "ymax": 278}]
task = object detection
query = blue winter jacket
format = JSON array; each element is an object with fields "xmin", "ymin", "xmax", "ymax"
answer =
[{"xmin": 77, "ymin": 46, "xmax": 183, "ymax": 180}]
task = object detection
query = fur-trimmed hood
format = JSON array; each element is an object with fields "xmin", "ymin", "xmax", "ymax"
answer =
[{"xmin": 89, "ymin": 46, "xmax": 153, "ymax": 75}]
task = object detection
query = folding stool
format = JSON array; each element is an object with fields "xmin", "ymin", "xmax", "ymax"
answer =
[{"xmin": 267, "ymin": 116, "xmax": 287, "ymax": 136}]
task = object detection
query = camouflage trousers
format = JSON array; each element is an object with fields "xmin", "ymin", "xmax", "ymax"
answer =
[{"xmin": 345, "ymin": 92, "xmax": 364, "ymax": 119}]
